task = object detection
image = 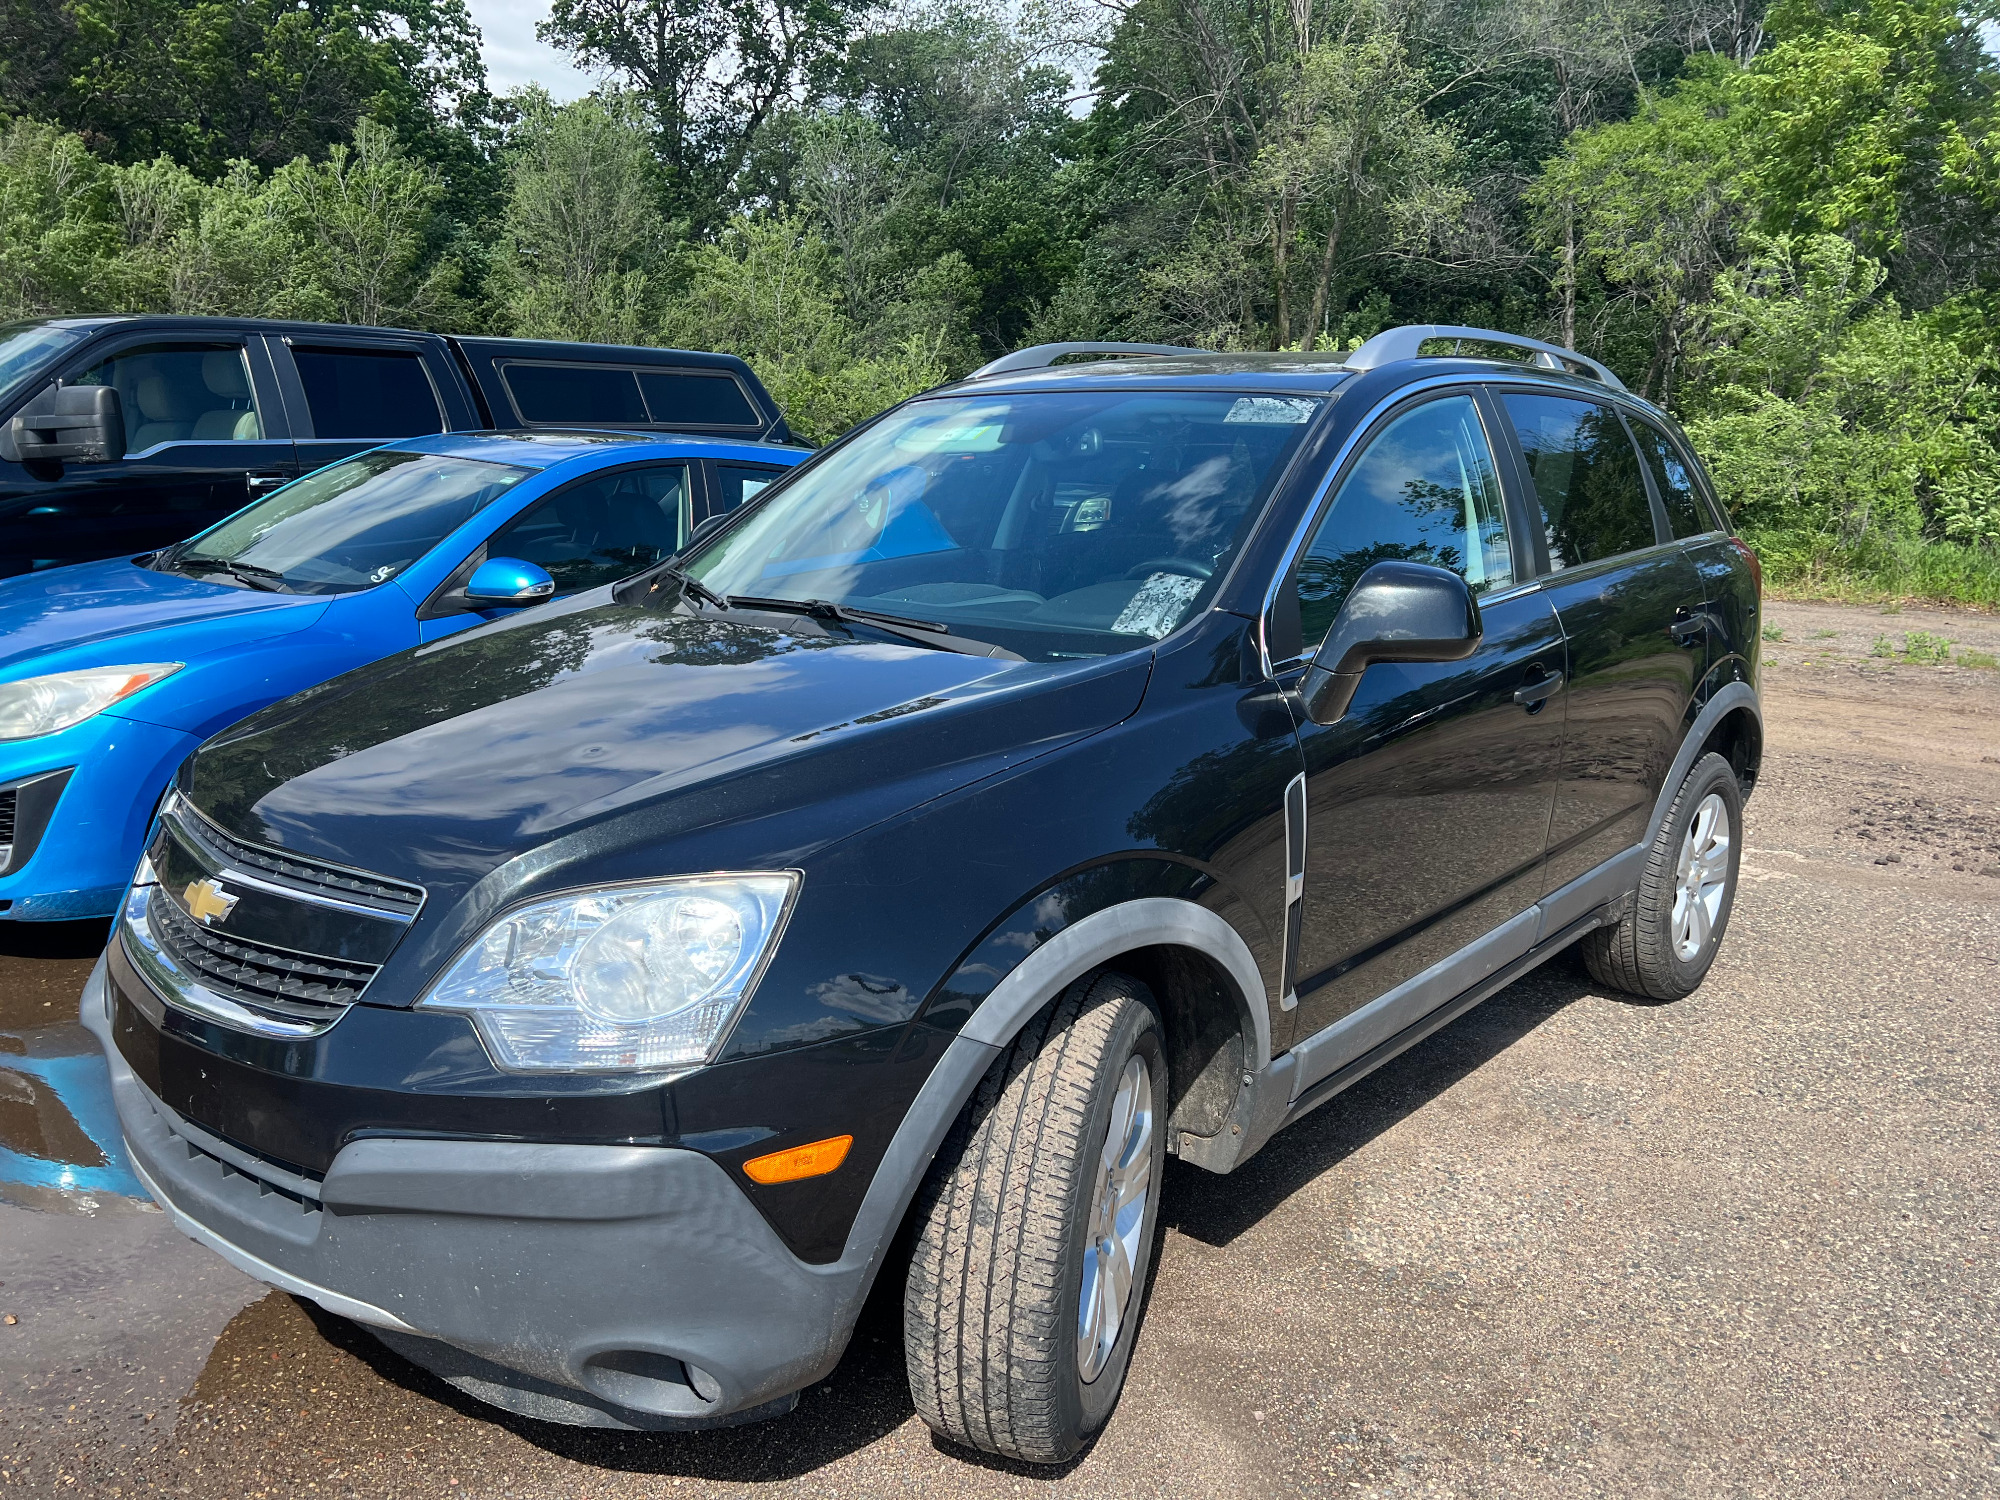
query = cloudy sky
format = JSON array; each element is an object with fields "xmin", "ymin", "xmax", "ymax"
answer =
[{"xmin": 466, "ymin": 0, "xmax": 598, "ymax": 100}]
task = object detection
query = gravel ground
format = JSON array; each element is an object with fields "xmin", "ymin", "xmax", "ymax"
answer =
[{"xmin": 2, "ymin": 596, "xmax": 1996, "ymax": 1498}]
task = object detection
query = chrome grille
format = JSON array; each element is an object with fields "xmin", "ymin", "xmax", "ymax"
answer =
[
  {"xmin": 171, "ymin": 797, "xmax": 424, "ymax": 916},
  {"xmin": 144, "ymin": 886, "xmax": 379, "ymax": 1026}
]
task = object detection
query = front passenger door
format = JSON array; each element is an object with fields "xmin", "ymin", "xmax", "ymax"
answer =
[
  {"xmin": 417, "ymin": 463, "xmax": 693, "ymax": 642},
  {"xmin": 1282, "ymin": 390, "xmax": 1567, "ymax": 1049}
]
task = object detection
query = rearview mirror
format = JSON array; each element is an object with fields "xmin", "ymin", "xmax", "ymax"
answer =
[
  {"xmin": 5, "ymin": 384, "xmax": 124, "ymax": 464},
  {"xmin": 1300, "ymin": 560, "xmax": 1482, "ymax": 726},
  {"xmin": 466, "ymin": 557, "xmax": 556, "ymax": 605}
]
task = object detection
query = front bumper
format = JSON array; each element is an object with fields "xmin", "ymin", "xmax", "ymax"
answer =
[
  {"xmin": 0, "ymin": 714, "xmax": 198, "ymax": 920},
  {"xmin": 80, "ymin": 959, "xmax": 862, "ymax": 1429}
]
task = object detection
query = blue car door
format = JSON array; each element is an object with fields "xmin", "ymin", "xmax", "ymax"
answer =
[{"xmin": 415, "ymin": 461, "xmax": 696, "ymax": 644}]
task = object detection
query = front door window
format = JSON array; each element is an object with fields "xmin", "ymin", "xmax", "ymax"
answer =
[
  {"xmin": 72, "ymin": 343, "xmax": 264, "ymax": 452},
  {"xmin": 485, "ymin": 465, "xmax": 692, "ymax": 593}
]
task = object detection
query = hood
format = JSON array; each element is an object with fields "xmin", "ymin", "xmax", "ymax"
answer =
[
  {"xmin": 186, "ymin": 601, "xmax": 1152, "ymax": 901},
  {"xmin": 0, "ymin": 559, "xmax": 324, "ymax": 675}
]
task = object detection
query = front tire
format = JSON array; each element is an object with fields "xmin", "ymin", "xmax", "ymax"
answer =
[
  {"xmin": 1581, "ymin": 750, "xmax": 1743, "ymax": 1000},
  {"xmin": 904, "ymin": 970, "xmax": 1167, "ymax": 1464}
]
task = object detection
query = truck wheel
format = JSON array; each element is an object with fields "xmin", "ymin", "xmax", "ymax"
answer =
[
  {"xmin": 904, "ymin": 970, "xmax": 1167, "ymax": 1464},
  {"xmin": 1581, "ymin": 751, "xmax": 1743, "ymax": 1001}
]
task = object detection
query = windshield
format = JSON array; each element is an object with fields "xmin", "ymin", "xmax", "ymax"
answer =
[
  {"xmin": 0, "ymin": 322, "xmax": 90, "ymax": 411},
  {"xmin": 172, "ymin": 451, "xmax": 532, "ymax": 594},
  {"xmin": 683, "ymin": 390, "xmax": 1321, "ymax": 660}
]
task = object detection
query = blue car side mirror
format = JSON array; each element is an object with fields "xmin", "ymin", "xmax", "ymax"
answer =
[{"xmin": 466, "ymin": 557, "xmax": 556, "ymax": 605}]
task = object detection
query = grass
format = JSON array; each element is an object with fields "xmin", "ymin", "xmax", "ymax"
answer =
[
  {"xmin": 1959, "ymin": 648, "xmax": 1998, "ymax": 669},
  {"xmin": 1762, "ymin": 624, "xmax": 1786, "ymax": 642},
  {"xmin": 1903, "ymin": 630, "xmax": 1953, "ymax": 662},
  {"xmin": 1744, "ymin": 528, "xmax": 2000, "ymax": 609}
]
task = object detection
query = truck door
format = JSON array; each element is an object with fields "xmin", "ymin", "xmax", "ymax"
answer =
[
  {"xmin": 0, "ymin": 332, "xmax": 295, "ymax": 576},
  {"xmin": 270, "ymin": 335, "xmax": 472, "ymax": 477}
]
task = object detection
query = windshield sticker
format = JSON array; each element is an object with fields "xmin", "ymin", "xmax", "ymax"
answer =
[
  {"xmin": 1224, "ymin": 396, "xmax": 1317, "ymax": 425},
  {"xmin": 1113, "ymin": 572, "xmax": 1204, "ymax": 638}
]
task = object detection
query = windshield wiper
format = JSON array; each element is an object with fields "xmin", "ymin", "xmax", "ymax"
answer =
[
  {"xmin": 174, "ymin": 554, "xmax": 289, "ymax": 592},
  {"xmin": 724, "ymin": 595, "xmax": 1023, "ymax": 660},
  {"xmin": 664, "ymin": 563, "xmax": 727, "ymax": 610}
]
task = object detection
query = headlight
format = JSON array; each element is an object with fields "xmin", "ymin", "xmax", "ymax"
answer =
[
  {"xmin": 419, "ymin": 874, "xmax": 798, "ymax": 1073},
  {"xmin": 0, "ymin": 663, "xmax": 182, "ymax": 740}
]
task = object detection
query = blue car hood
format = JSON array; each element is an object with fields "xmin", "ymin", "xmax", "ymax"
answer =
[
  {"xmin": 186, "ymin": 599, "xmax": 1152, "ymax": 901},
  {"xmin": 0, "ymin": 560, "xmax": 325, "ymax": 675}
]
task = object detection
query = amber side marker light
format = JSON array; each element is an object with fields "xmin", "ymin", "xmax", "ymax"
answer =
[{"xmin": 742, "ymin": 1135, "xmax": 853, "ymax": 1185}]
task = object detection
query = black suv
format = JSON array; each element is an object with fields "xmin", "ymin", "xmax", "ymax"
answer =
[{"xmin": 82, "ymin": 326, "xmax": 1761, "ymax": 1463}]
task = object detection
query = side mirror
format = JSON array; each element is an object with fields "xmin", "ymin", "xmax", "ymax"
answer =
[
  {"xmin": 5, "ymin": 384, "xmax": 124, "ymax": 464},
  {"xmin": 684, "ymin": 512, "xmax": 729, "ymax": 551},
  {"xmin": 1300, "ymin": 560, "xmax": 1482, "ymax": 726},
  {"xmin": 465, "ymin": 557, "xmax": 556, "ymax": 605}
]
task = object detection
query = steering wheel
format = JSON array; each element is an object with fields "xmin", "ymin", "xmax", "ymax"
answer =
[{"xmin": 1124, "ymin": 557, "xmax": 1213, "ymax": 581}]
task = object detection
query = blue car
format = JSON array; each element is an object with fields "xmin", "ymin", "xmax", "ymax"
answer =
[{"xmin": 0, "ymin": 429, "xmax": 804, "ymax": 919}]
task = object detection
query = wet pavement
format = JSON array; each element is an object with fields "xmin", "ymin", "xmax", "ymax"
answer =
[{"xmin": 2, "ymin": 598, "xmax": 1997, "ymax": 1496}]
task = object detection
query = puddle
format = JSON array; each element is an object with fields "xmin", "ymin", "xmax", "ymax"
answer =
[{"xmin": 0, "ymin": 918, "xmax": 146, "ymax": 1212}]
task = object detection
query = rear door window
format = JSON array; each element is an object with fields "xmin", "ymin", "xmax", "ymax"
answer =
[
  {"xmin": 1500, "ymin": 393, "xmax": 1660, "ymax": 568},
  {"xmin": 1628, "ymin": 417, "xmax": 1714, "ymax": 538},
  {"xmin": 1294, "ymin": 392, "xmax": 1514, "ymax": 652},
  {"xmin": 712, "ymin": 462, "xmax": 788, "ymax": 515},
  {"xmin": 293, "ymin": 347, "xmax": 443, "ymax": 439},
  {"xmin": 485, "ymin": 464, "xmax": 691, "ymax": 592}
]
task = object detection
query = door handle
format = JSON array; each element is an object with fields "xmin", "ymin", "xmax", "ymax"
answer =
[
  {"xmin": 1513, "ymin": 670, "xmax": 1563, "ymax": 709},
  {"xmin": 1668, "ymin": 610, "xmax": 1707, "ymax": 642},
  {"xmin": 245, "ymin": 473, "xmax": 289, "ymax": 493}
]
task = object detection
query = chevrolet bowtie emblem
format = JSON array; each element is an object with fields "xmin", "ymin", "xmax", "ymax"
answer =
[{"xmin": 183, "ymin": 877, "xmax": 239, "ymax": 925}]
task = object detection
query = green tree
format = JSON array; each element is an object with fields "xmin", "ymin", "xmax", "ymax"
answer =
[{"xmin": 489, "ymin": 90, "xmax": 666, "ymax": 343}]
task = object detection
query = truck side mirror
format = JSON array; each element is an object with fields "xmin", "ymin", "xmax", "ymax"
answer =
[
  {"xmin": 1299, "ymin": 560, "xmax": 1482, "ymax": 726},
  {"xmin": 465, "ymin": 557, "xmax": 556, "ymax": 605},
  {"xmin": 5, "ymin": 384, "xmax": 125, "ymax": 465}
]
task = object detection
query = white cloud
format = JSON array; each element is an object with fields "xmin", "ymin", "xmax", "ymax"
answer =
[{"xmin": 466, "ymin": 0, "xmax": 601, "ymax": 101}]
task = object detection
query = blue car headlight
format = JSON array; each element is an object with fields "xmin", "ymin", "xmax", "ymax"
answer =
[
  {"xmin": 0, "ymin": 663, "xmax": 182, "ymax": 740},
  {"xmin": 418, "ymin": 874, "xmax": 799, "ymax": 1073}
]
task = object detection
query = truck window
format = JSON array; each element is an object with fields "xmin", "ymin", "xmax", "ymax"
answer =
[
  {"xmin": 293, "ymin": 347, "xmax": 443, "ymax": 440},
  {"xmin": 638, "ymin": 371, "xmax": 758, "ymax": 427},
  {"xmin": 502, "ymin": 364, "xmax": 648, "ymax": 425},
  {"xmin": 71, "ymin": 343, "xmax": 263, "ymax": 451}
]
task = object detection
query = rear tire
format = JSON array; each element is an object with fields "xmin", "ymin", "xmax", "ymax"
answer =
[
  {"xmin": 904, "ymin": 970, "xmax": 1167, "ymax": 1464},
  {"xmin": 1581, "ymin": 751, "xmax": 1743, "ymax": 1000}
]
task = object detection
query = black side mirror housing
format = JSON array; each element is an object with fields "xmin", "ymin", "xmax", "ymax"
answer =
[
  {"xmin": 684, "ymin": 511, "xmax": 729, "ymax": 551},
  {"xmin": 3, "ymin": 384, "xmax": 124, "ymax": 464},
  {"xmin": 1300, "ymin": 560, "xmax": 1483, "ymax": 726}
]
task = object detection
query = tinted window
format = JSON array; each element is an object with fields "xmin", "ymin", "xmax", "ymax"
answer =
[
  {"xmin": 1295, "ymin": 393, "xmax": 1513, "ymax": 651},
  {"xmin": 714, "ymin": 463, "xmax": 787, "ymax": 513},
  {"xmin": 487, "ymin": 464, "xmax": 690, "ymax": 592},
  {"xmin": 1630, "ymin": 417, "xmax": 1713, "ymax": 538},
  {"xmin": 72, "ymin": 343, "xmax": 263, "ymax": 451},
  {"xmin": 685, "ymin": 391, "xmax": 1321, "ymax": 662},
  {"xmin": 504, "ymin": 364, "xmax": 648, "ymax": 425},
  {"xmin": 294, "ymin": 348, "xmax": 443, "ymax": 439},
  {"xmin": 170, "ymin": 452, "xmax": 529, "ymax": 594},
  {"xmin": 639, "ymin": 370, "xmax": 759, "ymax": 427},
  {"xmin": 1501, "ymin": 394, "xmax": 1658, "ymax": 568}
]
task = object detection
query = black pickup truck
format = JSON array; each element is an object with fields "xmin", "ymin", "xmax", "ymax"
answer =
[{"xmin": 0, "ymin": 316, "xmax": 792, "ymax": 577}]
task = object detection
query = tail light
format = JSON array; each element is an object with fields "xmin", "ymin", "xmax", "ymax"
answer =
[{"xmin": 1727, "ymin": 535, "xmax": 1761, "ymax": 597}]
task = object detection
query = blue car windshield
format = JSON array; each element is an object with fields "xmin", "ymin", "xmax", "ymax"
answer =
[
  {"xmin": 683, "ymin": 390, "xmax": 1322, "ymax": 660},
  {"xmin": 0, "ymin": 322, "xmax": 90, "ymax": 410},
  {"xmin": 171, "ymin": 451, "xmax": 532, "ymax": 595}
]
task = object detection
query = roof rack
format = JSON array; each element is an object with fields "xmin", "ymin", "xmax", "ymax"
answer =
[
  {"xmin": 969, "ymin": 342, "xmax": 1214, "ymax": 379},
  {"xmin": 1343, "ymin": 325, "xmax": 1626, "ymax": 391}
]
